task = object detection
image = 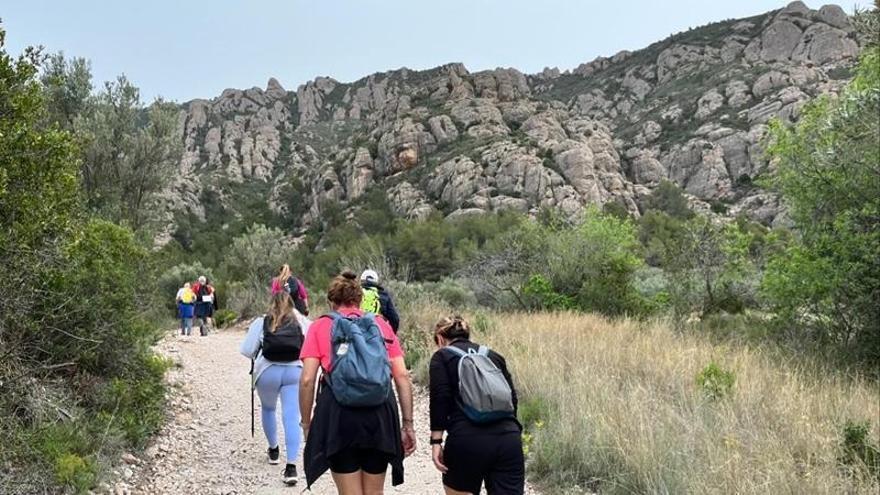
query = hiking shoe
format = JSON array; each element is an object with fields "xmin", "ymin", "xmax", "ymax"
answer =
[
  {"xmin": 282, "ymin": 464, "xmax": 297, "ymax": 486},
  {"xmin": 267, "ymin": 446, "xmax": 280, "ymax": 465}
]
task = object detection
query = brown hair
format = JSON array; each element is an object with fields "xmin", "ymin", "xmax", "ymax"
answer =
[
  {"xmin": 267, "ymin": 291, "xmax": 295, "ymax": 332},
  {"xmin": 434, "ymin": 315, "xmax": 470, "ymax": 345},
  {"xmin": 327, "ymin": 270, "xmax": 363, "ymax": 307}
]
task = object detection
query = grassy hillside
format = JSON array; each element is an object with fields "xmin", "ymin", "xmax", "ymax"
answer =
[{"xmin": 399, "ymin": 305, "xmax": 880, "ymax": 494}]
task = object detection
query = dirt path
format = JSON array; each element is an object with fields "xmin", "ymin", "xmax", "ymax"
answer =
[{"xmin": 128, "ymin": 325, "xmax": 541, "ymax": 494}]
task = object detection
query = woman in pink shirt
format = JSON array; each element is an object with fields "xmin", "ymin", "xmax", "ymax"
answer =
[
  {"xmin": 298, "ymin": 271, "xmax": 416, "ymax": 493},
  {"xmin": 271, "ymin": 264, "xmax": 309, "ymax": 315}
]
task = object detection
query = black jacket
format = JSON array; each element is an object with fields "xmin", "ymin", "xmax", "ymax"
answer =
[
  {"xmin": 429, "ymin": 338, "xmax": 521, "ymax": 436},
  {"xmin": 363, "ymin": 281, "xmax": 400, "ymax": 333}
]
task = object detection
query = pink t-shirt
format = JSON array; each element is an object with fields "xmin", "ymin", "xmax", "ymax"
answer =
[
  {"xmin": 270, "ymin": 277, "xmax": 309, "ymax": 300},
  {"xmin": 299, "ymin": 306, "xmax": 403, "ymax": 373}
]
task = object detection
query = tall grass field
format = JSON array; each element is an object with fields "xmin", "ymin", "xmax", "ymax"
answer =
[{"xmin": 399, "ymin": 306, "xmax": 880, "ymax": 494}]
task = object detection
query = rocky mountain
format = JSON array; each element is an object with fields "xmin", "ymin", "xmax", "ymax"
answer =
[{"xmin": 157, "ymin": 1, "xmax": 861, "ymax": 245}]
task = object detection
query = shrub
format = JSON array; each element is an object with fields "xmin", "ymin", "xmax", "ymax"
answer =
[
  {"xmin": 840, "ymin": 420, "xmax": 880, "ymax": 479},
  {"xmin": 227, "ymin": 281, "xmax": 268, "ymax": 319},
  {"xmin": 213, "ymin": 308, "xmax": 238, "ymax": 328},
  {"xmin": 424, "ymin": 279, "xmax": 478, "ymax": 309},
  {"xmin": 695, "ymin": 362, "xmax": 736, "ymax": 400},
  {"xmin": 642, "ymin": 180, "xmax": 694, "ymax": 219},
  {"xmin": 54, "ymin": 453, "xmax": 97, "ymax": 493},
  {"xmin": 522, "ymin": 274, "xmax": 576, "ymax": 310},
  {"xmin": 518, "ymin": 396, "xmax": 552, "ymax": 428},
  {"xmin": 763, "ymin": 44, "xmax": 880, "ymax": 367}
]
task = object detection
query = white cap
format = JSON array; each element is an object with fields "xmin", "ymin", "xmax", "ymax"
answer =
[
  {"xmin": 360, "ymin": 269, "xmax": 379, "ymax": 283},
  {"xmin": 198, "ymin": 276, "xmax": 207, "ymax": 284}
]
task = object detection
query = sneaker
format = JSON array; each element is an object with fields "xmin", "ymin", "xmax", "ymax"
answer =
[
  {"xmin": 267, "ymin": 446, "xmax": 280, "ymax": 465},
  {"xmin": 282, "ymin": 464, "xmax": 297, "ymax": 486}
]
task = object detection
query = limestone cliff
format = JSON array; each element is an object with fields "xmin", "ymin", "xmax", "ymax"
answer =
[{"xmin": 157, "ymin": 2, "xmax": 860, "ymax": 244}]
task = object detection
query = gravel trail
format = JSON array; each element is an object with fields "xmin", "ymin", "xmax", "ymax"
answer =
[{"xmin": 129, "ymin": 325, "xmax": 541, "ymax": 495}]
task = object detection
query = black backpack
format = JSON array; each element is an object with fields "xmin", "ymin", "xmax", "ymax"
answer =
[{"xmin": 261, "ymin": 315, "xmax": 304, "ymax": 362}]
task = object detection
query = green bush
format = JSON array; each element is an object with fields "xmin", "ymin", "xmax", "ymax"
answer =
[
  {"xmin": 522, "ymin": 274, "xmax": 576, "ymax": 310},
  {"xmin": 54, "ymin": 453, "xmax": 97, "ymax": 493},
  {"xmin": 642, "ymin": 180, "xmax": 694, "ymax": 220},
  {"xmin": 840, "ymin": 420, "xmax": 880, "ymax": 479},
  {"xmin": 696, "ymin": 362, "xmax": 736, "ymax": 400},
  {"xmin": 763, "ymin": 45, "xmax": 880, "ymax": 367},
  {"xmin": 424, "ymin": 279, "xmax": 478, "ymax": 309},
  {"xmin": 214, "ymin": 308, "xmax": 239, "ymax": 328},
  {"xmin": 518, "ymin": 396, "xmax": 552, "ymax": 428}
]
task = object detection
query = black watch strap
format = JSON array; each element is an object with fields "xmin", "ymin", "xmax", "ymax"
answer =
[{"xmin": 429, "ymin": 438, "xmax": 443, "ymax": 445}]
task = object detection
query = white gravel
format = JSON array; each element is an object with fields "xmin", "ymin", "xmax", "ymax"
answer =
[{"xmin": 125, "ymin": 325, "xmax": 542, "ymax": 494}]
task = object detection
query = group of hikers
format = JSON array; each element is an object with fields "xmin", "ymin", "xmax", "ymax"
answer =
[
  {"xmin": 175, "ymin": 276, "xmax": 217, "ymax": 336},
  {"xmin": 237, "ymin": 266, "xmax": 524, "ymax": 494}
]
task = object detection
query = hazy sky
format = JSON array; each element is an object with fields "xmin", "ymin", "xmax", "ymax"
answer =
[{"xmin": 3, "ymin": 1, "xmax": 835, "ymax": 102}]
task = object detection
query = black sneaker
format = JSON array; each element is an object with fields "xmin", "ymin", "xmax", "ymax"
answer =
[
  {"xmin": 282, "ymin": 464, "xmax": 297, "ymax": 486},
  {"xmin": 267, "ymin": 446, "xmax": 280, "ymax": 465}
]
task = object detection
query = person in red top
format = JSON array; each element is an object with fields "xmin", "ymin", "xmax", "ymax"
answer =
[{"xmin": 299, "ymin": 271, "xmax": 416, "ymax": 493}]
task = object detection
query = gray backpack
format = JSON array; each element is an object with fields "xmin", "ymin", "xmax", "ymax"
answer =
[{"xmin": 444, "ymin": 345, "xmax": 515, "ymax": 424}]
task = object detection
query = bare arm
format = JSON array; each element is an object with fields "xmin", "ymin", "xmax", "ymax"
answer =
[
  {"xmin": 391, "ymin": 357, "xmax": 416, "ymax": 456},
  {"xmin": 299, "ymin": 358, "xmax": 320, "ymax": 435}
]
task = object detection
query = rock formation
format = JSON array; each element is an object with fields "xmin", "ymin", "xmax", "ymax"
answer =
[{"xmin": 157, "ymin": 2, "xmax": 862, "ymax": 243}]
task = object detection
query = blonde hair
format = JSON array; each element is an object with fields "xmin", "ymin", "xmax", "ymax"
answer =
[
  {"xmin": 276, "ymin": 264, "xmax": 292, "ymax": 287},
  {"xmin": 434, "ymin": 315, "xmax": 470, "ymax": 344},
  {"xmin": 267, "ymin": 292, "xmax": 295, "ymax": 333}
]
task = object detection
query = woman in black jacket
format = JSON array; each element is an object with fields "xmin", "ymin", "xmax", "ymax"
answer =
[{"xmin": 429, "ymin": 316, "xmax": 524, "ymax": 495}]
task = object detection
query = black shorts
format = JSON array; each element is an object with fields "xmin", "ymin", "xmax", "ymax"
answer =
[
  {"xmin": 443, "ymin": 431, "xmax": 524, "ymax": 494},
  {"xmin": 327, "ymin": 447, "xmax": 392, "ymax": 475}
]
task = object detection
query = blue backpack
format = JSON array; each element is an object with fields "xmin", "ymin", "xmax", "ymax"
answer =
[{"xmin": 327, "ymin": 312, "xmax": 392, "ymax": 407}]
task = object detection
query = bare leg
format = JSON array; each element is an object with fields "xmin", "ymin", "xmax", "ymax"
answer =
[
  {"xmin": 331, "ymin": 471, "xmax": 364, "ymax": 495},
  {"xmin": 362, "ymin": 470, "xmax": 387, "ymax": 495}
]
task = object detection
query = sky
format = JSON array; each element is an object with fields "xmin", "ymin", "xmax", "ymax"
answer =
[{"xmin": 2, "ymin": 0, "xmax": 834, "ymax": 103}]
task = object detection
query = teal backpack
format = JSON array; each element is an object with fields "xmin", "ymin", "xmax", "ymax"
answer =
[{"xmin": 327, "ymin": 312, "xmax": 391, "ymax": 407}]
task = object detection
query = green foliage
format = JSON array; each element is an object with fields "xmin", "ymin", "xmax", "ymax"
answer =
[
  {"xmin": 518, "ymin": 396, "xmax": 552, "ymax": 429},
  {"xmin": 213, "ymin": 308, "xmax": 238, "ymax": 328},
  {"xmin": 54, "ymin": 453, "xmax": 97, "ymax": 493},
  {"xmin": 762, "ymin": 45, "xmax": 880, "ymax": 367},
  {"xmin": 642, "ymin": 180, "xmax": 694, "ymax": 219},
  {"xmin": 522, "ymin": 275, "xmax": 577, "ymax": 310},
  {"xmin": 97, "ymin": 355, "xmax": 170, "ymax": 446},
  {"xmin": 0, "ymin": 31, "xmax": 167, "ymax": 492},
  {"xmin": 662, "ymin": 216, "xmax": 759, "ymax": 317},
  {"xmin": 61, "ymin": 67, "xmax": 183, "ymax": 230},
  {"xmin": 695, "ymin": 362, "xmax": 736, "ymax": 400},
  {"xmin": 840, "ymin": 420, "xmax": 880, "ymax": 479},
  {"xmin": 40, "ymin": 52, "xmax": 92, "ymax": 129}
]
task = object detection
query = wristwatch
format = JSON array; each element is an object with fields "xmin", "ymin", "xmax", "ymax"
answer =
[{"xmin": 429, "ymin": 438, "xmax": 443, "ymax": 445}]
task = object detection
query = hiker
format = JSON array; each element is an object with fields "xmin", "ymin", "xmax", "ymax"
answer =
[
  {"xmin": 193, "ymin": 276, "xmax": 215, "ymax": 336},
  {"xmin": 239, "ymin": 292, "xmax": 310, "ymax": 486},
  {"xmin": 429, "ymin": 316, "xmax": 524, "ymax": 495},
  {"xmin": 299, "ymin": 271, "xmax": 416, "ymax": 493},
  {"xmin": 177, "ymin": 282, "xmax": 196, "ymax": 336},
  {"xmin": 360, "ymin": 269, "xmax": 400, "ymax": 333},
  {"xmin": 271, "ymin": 264, "xmax": 309, "ymax": 316}
]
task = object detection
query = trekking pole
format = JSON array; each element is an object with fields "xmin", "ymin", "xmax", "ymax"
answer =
[{"xmin": 250, "ymin": 358, "xmax": 255, "ymax": 438}]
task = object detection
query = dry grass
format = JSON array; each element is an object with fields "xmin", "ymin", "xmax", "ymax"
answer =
[{"xmin": 456, "ymin": 312, "xmax": 880, "ymax": 494}]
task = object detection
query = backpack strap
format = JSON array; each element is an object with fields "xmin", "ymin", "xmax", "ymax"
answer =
[
  {"xmin": 477, "ymin": 345, "xmax": 489, "ymax": 356},
  {"xmin": 442, "ymin": 345, "xmax": 468, "ymax": 357}
]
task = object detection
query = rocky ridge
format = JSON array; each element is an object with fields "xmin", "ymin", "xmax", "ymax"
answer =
[{"xmin": 157, "ymin": 2, "xmax": 860, "ymax": 243}]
